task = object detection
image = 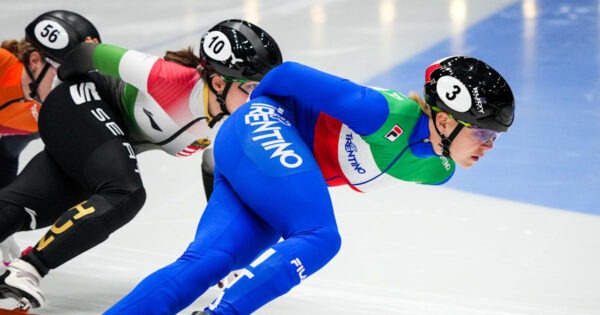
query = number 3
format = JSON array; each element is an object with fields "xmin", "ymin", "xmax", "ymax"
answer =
[{"xmin": 445, "ymin": 85, "xmax": 461, "ymax": 101}]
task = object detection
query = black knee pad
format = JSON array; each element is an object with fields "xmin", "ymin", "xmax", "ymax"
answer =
[
  {"xmin": 101, "ymin": 187, "xmax": 147, "ymax": 231},
  {"xmin": 0, "ymin": 202, "xmax": 30, "ymax": 241},
  {"xmin": 32, "ymin": 187, "xmax": 147, "ymax": 269}
]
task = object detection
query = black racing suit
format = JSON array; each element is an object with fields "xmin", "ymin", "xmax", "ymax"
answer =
[
  {"xmin": 0, "ymin": 134, "xmax": 39, "ymax": 189},
  {"xmin": 0, "ymin": 72, "xmax": 145, "ymax": 273}
]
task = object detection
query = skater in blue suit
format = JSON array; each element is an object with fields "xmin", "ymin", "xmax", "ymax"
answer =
[{"xmin": 106, "ymin": 56, "xmax": 515, "ymax": 314}]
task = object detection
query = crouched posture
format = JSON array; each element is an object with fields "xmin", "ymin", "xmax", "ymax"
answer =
[
  {"xmin": 105, "ymin": 57, "xmax": 514, "ymax": 315},
  {"xmin": 0, "ymin": 16, "xmax": 283, "ymax": 309},
  {"xmin": 0, "ymin": 65, "xmax": 147, "ymax": 308}
]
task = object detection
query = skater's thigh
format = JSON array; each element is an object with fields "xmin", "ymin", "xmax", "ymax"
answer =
[
  {"xmin": 0, "ymin": 151, "xmax": 88, "ymax": 228},
  {"xmin": 191, "ymin": 173, "xmax": 280, "ymax": 269}
]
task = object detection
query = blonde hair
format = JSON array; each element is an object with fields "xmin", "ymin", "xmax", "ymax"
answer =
[
  {"xmin": 408, "ymin": 92, "xmax": 432, "ymax": 117},
  {"xmin": 1, "ymin": 39, "xmax": 41, "ymax": 63}
]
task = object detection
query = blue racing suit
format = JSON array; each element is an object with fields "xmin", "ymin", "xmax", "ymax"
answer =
[{"xmin": 104, "ymin": 61, "xmax": 454, "ymax": 315}]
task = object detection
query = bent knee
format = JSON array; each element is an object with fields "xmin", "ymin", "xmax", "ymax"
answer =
[
  {"xmin": 295, "ymin": 226, "xmax": 342, "ymax": 261},
  {"xmin": 0, "ymin": 202, "xmax": 29, "ymax": 237},
  {"xmin": 319, "ymin": 227, "xmax": 342, "ymax": 259},
  {"xmin": 114, "ymin": 187, "xmax": 146, "ymax": 223},
  {"xmin": 97, "ymin": 187, "xmax": 146, "ymax": 230},
  {"xmin": 125, "ymin": 187, "xmax": 146, "ymax": 212}
]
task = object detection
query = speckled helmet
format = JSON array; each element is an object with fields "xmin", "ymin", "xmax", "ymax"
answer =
[
  {"xmin": 424, "ymin": 56, "xmax": 514, "ymax": 132},
  {"xmin": 200, "ymin": 19, "xmax": 282, "ymax": 81},
  {"xmin": 25, "ymin": 10, "xmax": 101, "ymax": 64}
]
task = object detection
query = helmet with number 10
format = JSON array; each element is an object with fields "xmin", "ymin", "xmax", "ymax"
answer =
[
  {"xmin": 200, "ymin": 19, "xmax": 283, "ymax": 81},
  {"xmin": 25, "ymin": 10, "xmax": 101, "ymax": 64},
  {"xmin": 424, "ymin": 56, "xmax": 515, "ymax": 133}
]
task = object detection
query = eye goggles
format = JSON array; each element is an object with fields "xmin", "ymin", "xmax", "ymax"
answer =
[
  {"xmin": 454, "ymin": 119, "xmax": 500, "ymax": 143},
  {"xmin": 469, "ymin": 127, "xmax": 500, "ymax": 143},
  {"xmin": 221, "ymin": 75, "xmax": 259, "ymax": 95},
  {"xmin": 431, "ymin": 107, "xmax": 500, "ymax": 143}
]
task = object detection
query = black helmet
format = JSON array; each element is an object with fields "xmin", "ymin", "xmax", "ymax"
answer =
[
  {"xmin": 424, "ymin": 56, "xmax": 514, "ymax": 132},
  {"xmin": 200, "ymin": 19, "xmax": 282, "ymax": 81},
  {"xmin": 25, "ymin": 10, "xmax": 101, "ymax": 64}
]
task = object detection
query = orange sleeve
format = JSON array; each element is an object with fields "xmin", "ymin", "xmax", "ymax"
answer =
[
  {"xmin": 0, "ymin": 48, "xmax": 19, "ymax": 78},
  {"xmin": 0, "ymin": 48, "xmax": 25, "ymax": 103},
  {"xmin": 0, "ymin": 48, "xmax": 40, "ymax": 135}
]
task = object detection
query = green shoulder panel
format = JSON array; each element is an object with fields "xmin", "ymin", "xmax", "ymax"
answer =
[
  {"xmin": 92, "ymin": 43, "xmax": 128, "ymax": 79},
  {"xmin": 360, "ymin": 88, "xmax": 421, "ymax": 156},
  {"xmin": 361, "ymin": 88, "xmax": 455, "ymax": 185},
  {"xmin": 362, "ymin": 88, "xmax": 422, "ymax": 143},
  {"xmin": 92, "ymin": 44, "xmax": 141, "ymax": 135},
  {"xmin": 391, "ymin": 154, "xmax": 455, "ymax": 184},
  {"xmin": 121, "ymin": 83, "xmax": 141, "ymax": 133}
]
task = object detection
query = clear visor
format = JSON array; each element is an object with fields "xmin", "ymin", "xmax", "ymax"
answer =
[
  {"xmin": 470, "ymin": 128, "xmax": 500, "ymax": 143},
  {"xmin": 238, "ymin": 81, "xmax": 259, "ymax": 95},
  {"xmin": 221, "ymin": 75, "xmax": 259, "ymax": 95}
]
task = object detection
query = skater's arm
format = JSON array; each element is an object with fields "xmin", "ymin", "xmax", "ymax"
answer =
[
  {"xmin": 58, "ymin": 43, "xmax": 160, "ymax": 93},
  {"xmin": 251, "ymin": 61, "xmax": 388, "ymax": 135}
]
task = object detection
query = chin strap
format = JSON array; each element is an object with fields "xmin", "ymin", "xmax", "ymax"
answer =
[
  {"xmin": 25, "ymin": 63, "xmax": 51, "ymax": 101},
  {"xmin": 432, "ymin": 110, "xmax": 463, "ymax": 158},
  {"xmin": 206, "ymin": 79, "xmax": 233, "ymax": 128}
]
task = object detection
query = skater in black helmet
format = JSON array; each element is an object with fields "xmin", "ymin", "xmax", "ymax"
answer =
[
  {"xmin": 0, "ymin": 17, "xmax": 282, "ymax": 309},
  {"xmin": 105, "ymin": 56, "xmax": 515, "ymax": 315},
  {"xmin": 0, "ymin": 9, "xmax": 101, "ymax": 266}
]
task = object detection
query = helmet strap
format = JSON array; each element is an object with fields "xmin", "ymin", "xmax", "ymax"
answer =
[
  {"xmin": 432, "ymin": 110, "xmax": 464, "ymax": 158},
  {"xmin": 208, "ymin": 112, "xmax": 226, "ymax": 128},
  {"xmin": 26, "ymin": 62, "xmax": 51, "ymax": 101},
  {"xmin": 206, "ymin": 78, "xmax": 233, "ymax": 128},
  {"xmin": 218, "ymin": 82, "xmax": 233, "ymax": 115}
]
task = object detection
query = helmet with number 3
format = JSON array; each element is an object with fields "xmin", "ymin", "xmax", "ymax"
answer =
[
  {"xmin": 25, "ymin": 10, "xmax": 101, "ymax": 64},
  {"xmin": 200, "ymin": 19, "xmax": 282, "ymax": 81},
  {"xmin": 424, "ymin": 56, "xmax": 514, "ymax": 132}
]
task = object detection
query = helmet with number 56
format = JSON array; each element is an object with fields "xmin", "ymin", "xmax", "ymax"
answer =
[
  {"xmin": 25, "ymin": 10, "xmax": 101, "ymax": 64},
  {"xmin": 200, "ymin": 19, "xmax": 282, "ymax": 81}
]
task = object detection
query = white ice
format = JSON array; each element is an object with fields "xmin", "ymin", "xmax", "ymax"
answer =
[{"xmin": 2, "ymin": 1, "xmax": 599, "ymax": 314}]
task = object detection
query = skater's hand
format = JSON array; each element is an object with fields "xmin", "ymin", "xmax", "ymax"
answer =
[{"xmin": 0, "ymin": 236, "xmax": 20, "ymax": 266}]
